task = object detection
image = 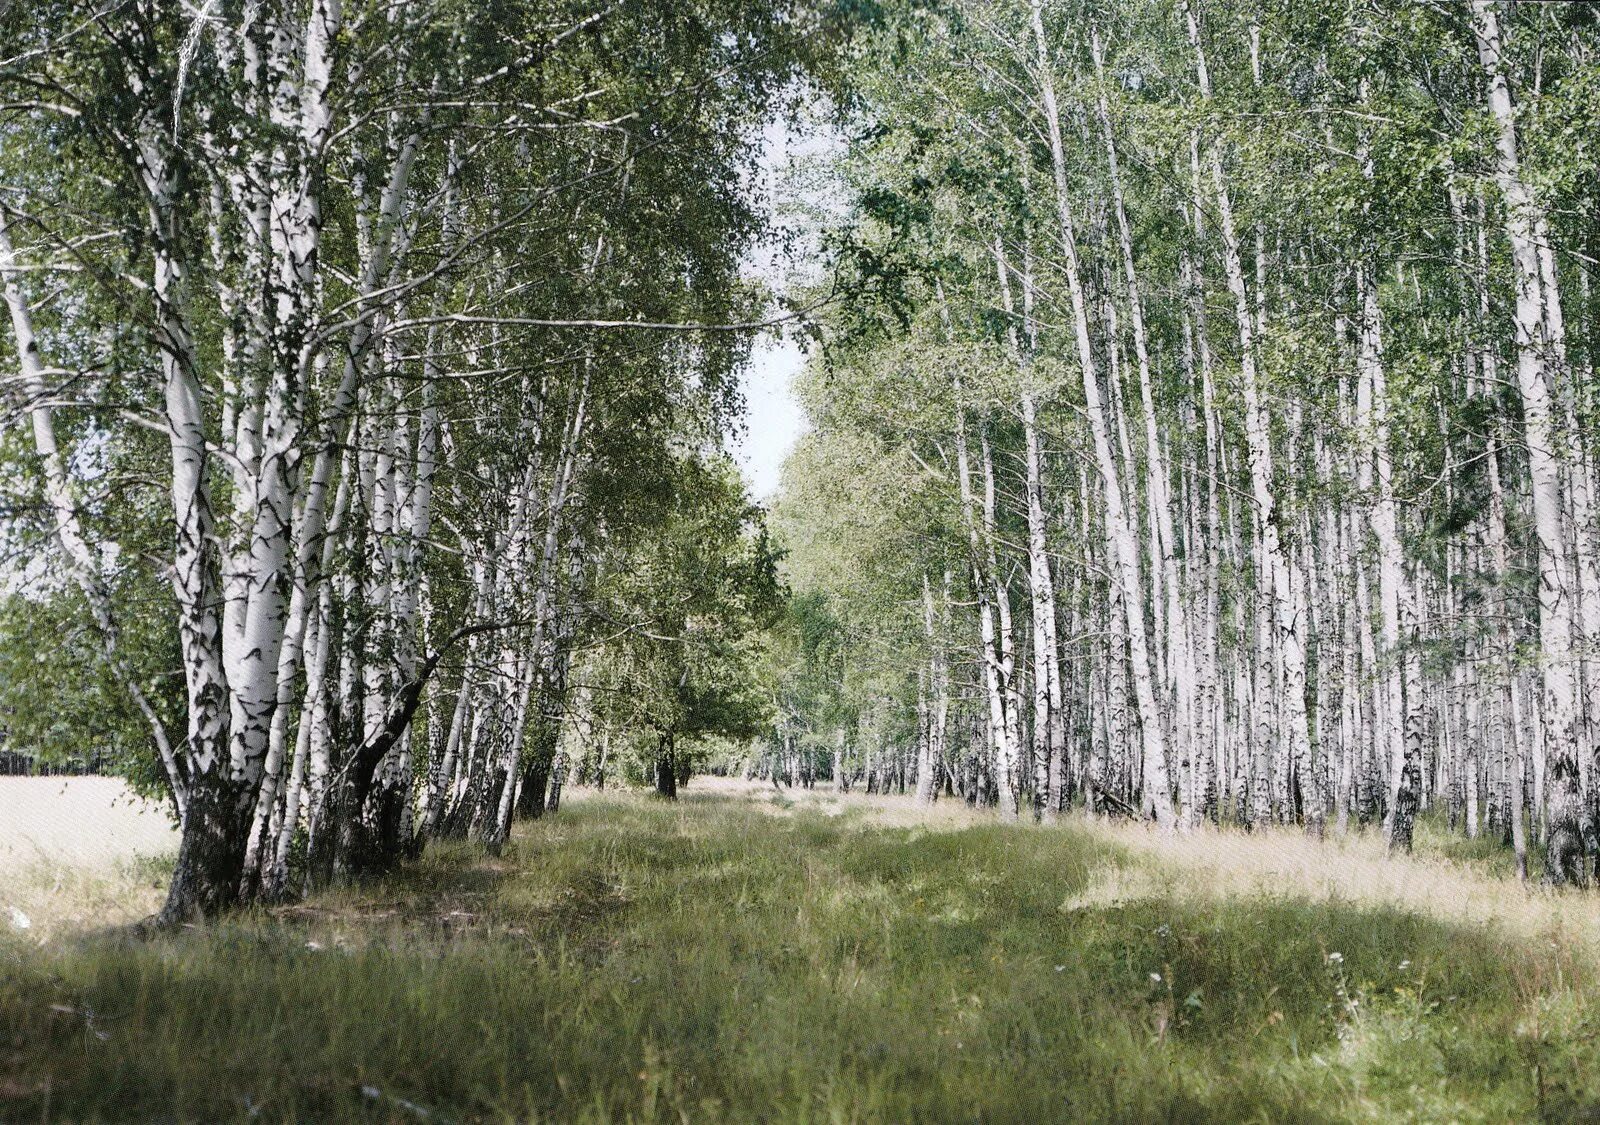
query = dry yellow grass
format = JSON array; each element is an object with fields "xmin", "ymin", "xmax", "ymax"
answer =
[
  {"xmin": 1086, "ymin": 817, "xmax": 1595, "ymax": 948},
  {"xmin": 676, "ymin": 773, "xmax": 991, "ymax": 830}
]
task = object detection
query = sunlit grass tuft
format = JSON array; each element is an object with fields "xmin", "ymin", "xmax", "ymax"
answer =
[{"xmin": 1086, "ymin": 810, "xmax": 1600, "ymax": 953}]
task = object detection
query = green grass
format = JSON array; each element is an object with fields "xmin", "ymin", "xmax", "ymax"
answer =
[
  {"xmin": 1414, "ymin": 810, "xmax": 1548, "ymax": 881},
  {"xmin": 3, "ymin": 794, "xmax": 1598, "ymax": 1122}
]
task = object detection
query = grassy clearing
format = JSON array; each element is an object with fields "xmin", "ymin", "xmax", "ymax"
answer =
[{"xmin": 3, "ymin": 791, "xmax": 1599, "ymax": 1121}]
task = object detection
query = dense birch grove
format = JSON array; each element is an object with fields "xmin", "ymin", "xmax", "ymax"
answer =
[
  {"xmin": 765, "ymin": 0, "xmax": 1600, "ymax": 884},
  {"xmin": 9, "ymin": 0, "xmax": 1600, "ymax": 926},
  {"xmin": 0, "ymin": 0, "xmax": 825, "ymax": 920}
]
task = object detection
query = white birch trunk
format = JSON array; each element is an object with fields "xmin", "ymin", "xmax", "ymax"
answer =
[
  {"xmin": 1184, "ymin": 0, "xmax": 1315, "ymax": 831},
  {"xmin": 1472, "ymin": 2, "xmax": 1584, "ymax": 812},
  {"xmin": 1033, "ymin": 0, "xmax": 1173, "ymax": 829},
  {"xmin": 0, "ymin": 222, "xmax": 187, "ymax": 818}
]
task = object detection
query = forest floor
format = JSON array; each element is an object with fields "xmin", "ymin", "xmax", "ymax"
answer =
[{"xmin": 3, "ymin": 777, "xmax": 1598, "ymax": 1122}]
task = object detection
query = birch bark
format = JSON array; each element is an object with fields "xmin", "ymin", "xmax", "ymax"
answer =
[
  {"xmin": 1471, "ymin": 3, "xmax": 1584, "ymax": 866},
  {"xmin": 1032, "ymin": 0, "xmax": 1173, "ymax": 829},
  {"xmin": 0, "ymin": 222, "xmax": 186, "ymax": 818}
]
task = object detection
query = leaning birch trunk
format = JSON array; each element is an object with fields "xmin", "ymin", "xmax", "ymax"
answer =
[
  {"xmin": 982, "ymin": 429, "xmax": 1025, "ymax": 810},
  {"xmin": 1093, "ymin": 27, "xmax": 1195, "ymax": 824},
  {"xmin": 1535, "ymin": 222, "xmax": 1600, "ymax": 789},
  {"xmin": 0, "ymin": 222, "xmax": 186, "ymax": 820},
  {"xmin": 245, "ymin": 451, "xmax": 354, "ymax": 893},
  {"xmin": 1020, "ymin": 235, "xmax": 1070, "ymax": 811},
  {"xmin": 1033, "ymin": 0, "xmax": 1173, "ymax": 828},
  {"xmin": 130, "ymin": 118, "xmax": 243, "ymax": 923},
  {"xmin": 1183, "ymin": 0, "xmax": 1316, "ymax": 832},
  {"xmin": 1471, "ymin": 3, "xmax": 1584, "ymax": 870},
  {"xmin": 1022, "ymin": 393, "xmax": 1064, "ymax": 818},
  {"xmin": 223, "ymin": 0, "xmax": 353, "ymax": 895},
  {"xmin": 1467, "ymin": 183, "xmax": 1531, "ymax": 881},
  {"xmin": 916, "ymin": 575, "xmax": 943, "ymax": 805},
  {"xmin": 1487, "ymin": 410, "xmax": 1530, "ymax": 881},
  {"xmin": 956, "ymin": 406, "xmax": 1018, "ymax": 818},
  {"xmin": 995, "ymin": 240, "xmax": 1064, "ymax": 819},
  {"xmin": 1183, "ymin": 232, "xmax": 1225, "ymax": 827},
  {"xmin": 1354, "ymin": 272, "xmax": 1418, "ymax": 850},
  {"xmin": 1336, "ymin": 506, "xmax": 1359, "ymax": 834},
  {"xmin": 486, "ymin": 373, "xmax": 590, "ymax": 850},
  {"xmin": 420, "ymin": 547, "xmax": 492, "ymax": 840},
  {"xmin": 265, "ymin": 602, "xmax": 325, "ymax": 896}
]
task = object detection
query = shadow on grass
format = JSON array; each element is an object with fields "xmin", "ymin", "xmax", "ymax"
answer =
[{"xmin": 2, "ymin": 797, "xmax": 1596, "ymax": 1122}]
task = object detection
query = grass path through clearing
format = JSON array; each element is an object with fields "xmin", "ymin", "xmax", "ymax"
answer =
[{"xmin": 1, "ymin": 780, "xmax": 1596, "ymax": 1121}]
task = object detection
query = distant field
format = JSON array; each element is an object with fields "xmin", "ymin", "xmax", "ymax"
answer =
[
  {"xmin": 0, "ymin": 776, "xmax": 177, "ymax": 873},
  {"xmin": 0, "ymin": 776, "xmax": 178, "ymax": 936},
  {"xmin": 3, "ymin": 784, "xmax": 1599, "ymax": 1121}
]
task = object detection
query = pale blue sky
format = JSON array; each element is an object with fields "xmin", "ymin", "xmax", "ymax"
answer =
[
  {"xmin": 733, "ymin": 334, "xmax": 807, "ymax": 501},
  {"xmin": 730, "ymin": 110, "xmax": 840, "ymax": 503}
]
